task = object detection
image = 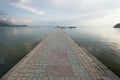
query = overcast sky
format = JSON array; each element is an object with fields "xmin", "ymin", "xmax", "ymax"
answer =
[{"xmin": 0, "ymin": 0, "xmax": 120, "ymax": 27}]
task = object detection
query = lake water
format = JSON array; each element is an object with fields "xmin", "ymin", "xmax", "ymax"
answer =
[{"xmin": 0, "ymin": 26, "xmax": 120, "ymax": 78}]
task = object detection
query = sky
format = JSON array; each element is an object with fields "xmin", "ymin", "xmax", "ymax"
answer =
[{"xmin": 0, "ymin": 0, "xmax": 120, "ymax": 27}]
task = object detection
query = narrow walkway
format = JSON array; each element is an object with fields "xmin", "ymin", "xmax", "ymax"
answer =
[{"xmin": 1, "ymin": 29, "xmax": 119, "ymax": 80}]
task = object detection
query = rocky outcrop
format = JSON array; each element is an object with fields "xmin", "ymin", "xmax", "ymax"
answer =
[{"xmin": 114, "ymin": 23, "xmax": 120, "ymax": 28}]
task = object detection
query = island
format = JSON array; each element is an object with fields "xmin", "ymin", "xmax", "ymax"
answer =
[
  {"xmin": 54, "ymin": 26, "xmax": 77, "ymax": 29},
  {"xmin": 114, "ymin": 23, "xmax": 120, "ymax": 28},
  {"xmin": 0, "ymin": 20, "xmax": 27, "ymax": 27},
  {"xmin": 15, "ymin": 25, "xmax": 27, "ymax": 27}
]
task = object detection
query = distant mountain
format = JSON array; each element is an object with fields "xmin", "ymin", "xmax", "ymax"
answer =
[
  {"xmin": 114, "ymin": 23, "xmax": 120, "ymax": 28},
  {"xmin": 0, "ymin": 20, "xmax": 27, "ymax": 27},
  {"xmin": 0, "ymin": 20, "xmax": 14, "ymax": 26}
]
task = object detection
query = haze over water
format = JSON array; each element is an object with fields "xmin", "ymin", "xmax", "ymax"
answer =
[
  {"xmin": 0, "ymin": 0, "xmax": 120, "ymax": 78},
  {"xmin": 64, "ymin": 27, "xmax": 120, "ymax": 76},
  {"xmin": 0, "ymin": 26, "xmax": 120, "ymax": 78}
]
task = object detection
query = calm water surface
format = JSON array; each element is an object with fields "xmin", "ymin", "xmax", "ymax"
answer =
[
  {"xmin": 64, "ymin": 27, "xmax": 120, "ymax": 77},
  {"xmin": 0, "ymin": 26, "xmax": 53, "ymax": 78},
  {"xmin": 0, "ymin": 26, "xmax": 120, "ymax": 78}
]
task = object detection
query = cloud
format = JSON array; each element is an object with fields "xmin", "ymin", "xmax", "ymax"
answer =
[
  {"xmin": 2, "ymin": 18, "xmax": 17, "ymax": 24},
  {"xmin": 0, "ymin": 17, "xmax": 17, "ymax": 24},
  {"xmin": 10, "ymin": 0, "xmax": 45, "ymax": 15},
  {"xmin": 21, "ymin": 20, "xmax": 31, "ymax": 24},
  {"xmin": 40, "ymin": 0, "xmax": 101, "ymax": 15},
  {"xmin": 45, "ymin": 0, "xmax": 120, "ymax": 27},
  {"xmin": 1, "ymin": 0, "xmax": 120, "ymax": 27},
  {"xmin": 11, "ymin": 3, "xmax": 45, "ymax": 15},
  {"xmin": 49, "ymin": 0, "xmax": 120, "ymax": 14},
  {"xmin": 0, "ymin": 18, "xmax": 7, "ymax": 21},
  {"xmin": 1, "ymin": 17, "xmax": 32, "ymax": 24},
  {"xmin": 74, "ymin": 8, "xmax": 120, "ymax": 27}
]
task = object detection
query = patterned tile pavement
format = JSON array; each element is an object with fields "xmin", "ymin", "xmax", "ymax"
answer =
[{"xmin": 1, "ymin": 29, "xmax": 119, "ymax": 80}]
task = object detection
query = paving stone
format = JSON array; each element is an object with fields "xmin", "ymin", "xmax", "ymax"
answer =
[
  {"xmin": 21, "ymin": 77, "xmax": 27, "ymax": 80},
  {"xmin": 48, "ymin": 76, "xmax": 54, "ymax": 80},
  {"xmin": 59, "ymin": 77, "xmax": 64, "ymax": 80},
  {"xmin": 1, "ymin": 29, "xmax": 119, "ymax": 80},
  {"xmin": 15, "ymin": 77, "xmax": 22, "ymax": 80},
  {"xmin": 8, "ymin": 77, "xmax": 17, "ymax": 80},
  {"xmin": 32, "ymin": 77, "xmax": 38, "ymax": 80}
]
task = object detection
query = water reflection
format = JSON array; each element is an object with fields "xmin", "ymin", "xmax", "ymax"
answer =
[
  {"xmin": 0, "ymin": 26, "xmax": 53, "ymax": 78},
  {"xmin": 0, "ymin": 26, "xmax": 120, "ymax": 78},
  {"xmin": 64, "ymin": 27, "xmax": 120, "ymax": 77},
  {"xmin": 3, "ymin": 27, "xmax": 34, "ymax": 37}
]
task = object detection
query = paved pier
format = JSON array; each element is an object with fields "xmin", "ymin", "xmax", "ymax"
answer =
[{"xmin": 1, "ymin": 29, "xmax": 119, "ymax": 80}]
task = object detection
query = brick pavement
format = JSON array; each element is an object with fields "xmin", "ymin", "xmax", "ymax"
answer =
[{"xmin": 1, "ymin": 29, "xmax": 119, "ymax": 80}]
